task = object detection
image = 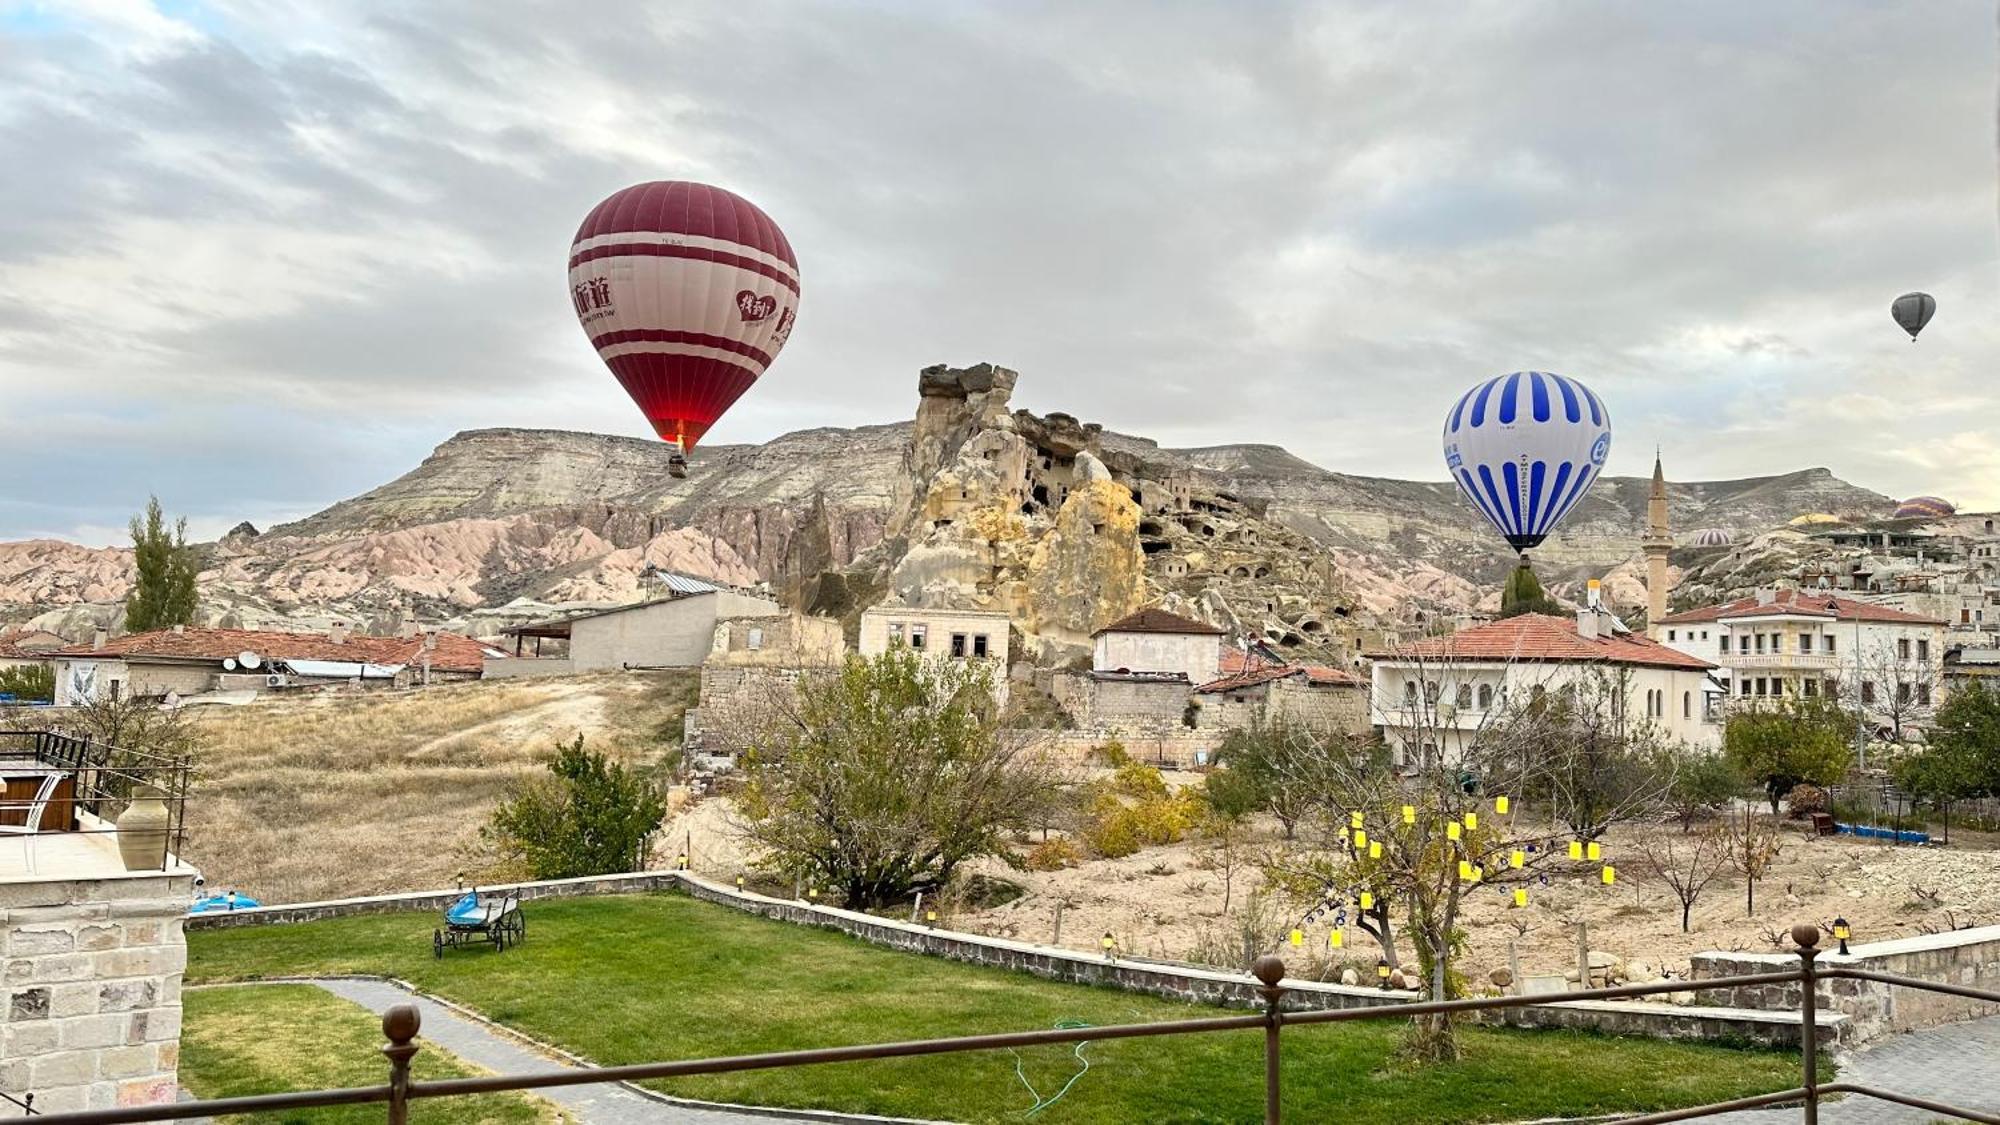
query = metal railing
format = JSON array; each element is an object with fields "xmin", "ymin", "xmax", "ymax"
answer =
[
  {"xmin": 0, "ymin": 730, "xmax": 193, "ymax": 859},
  {"xmin": 25, "ymin": 924, "xmax": 2000, "ymax": 1124}
]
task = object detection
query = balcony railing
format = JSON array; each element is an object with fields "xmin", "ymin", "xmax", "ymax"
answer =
[
  {"xmin": 24, "ymin": 925, "xmax": 2000, "ymax": 1124},
  {"xmin": 0, "ymin": 730, "xmax": 193, "ymax": 861},
  {"xmin": 1727, "ymin": 652, "xmax": 1838, "ymax": 672}
]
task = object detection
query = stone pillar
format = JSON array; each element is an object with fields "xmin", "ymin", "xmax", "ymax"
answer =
[{"xmin": 1, "ymin": 871, "xmax": 196, "ymax": 1115}]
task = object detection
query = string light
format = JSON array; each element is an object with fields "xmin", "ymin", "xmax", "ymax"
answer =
[
  {"xmin": 1402, "ymin": 805, "xmax": 1417, "ymax": 824},
  {"xmin": 1464, "ymin": 812, "xmax": 1478, "ymax": 830},
  {"xmin": 1601, "ymin": 865, "xmax": 1616, "ymax": 885},
  {"xmin": 1495, "ymin": 796, "xmax": 1510, "ymax": 815},
  {"xmin": 1509, "ymin": 849, "xmax": 1525, "ymax": 869}
]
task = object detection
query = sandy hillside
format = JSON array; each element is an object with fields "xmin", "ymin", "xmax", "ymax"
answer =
[{"xmin": 183, "ymin": 671, "xmax": 695, "ymax": 903}]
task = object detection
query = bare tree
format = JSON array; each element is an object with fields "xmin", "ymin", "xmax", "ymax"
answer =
[
  {"xmin": 1851, "ymin": 640, "xmax": 1940, "ymax": 744},
  {"xmin": 1723, "ymin": 806, "xmax": 1785, "ymax": 916},
  {"xmin": 1640, "ymin": 827, "xmax": 1730, "ymax": 932}
]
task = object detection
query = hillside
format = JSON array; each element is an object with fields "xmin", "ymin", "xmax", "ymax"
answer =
[{"xmin": 0, "ymin": 363, "xmax": 1893, "ymax": 649}]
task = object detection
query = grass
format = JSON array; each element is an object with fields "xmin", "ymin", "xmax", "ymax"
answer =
[
  {"xmin": 180, "ymin": 984, "xmax": 551, "ymax": 1123},
  {"xmin": 184, "ymin": 671, "xmax": 694, "ymax": 902},
  {"xmin": 189, "ymin": 892, "xmax": 1812, "ymax": 1124}
]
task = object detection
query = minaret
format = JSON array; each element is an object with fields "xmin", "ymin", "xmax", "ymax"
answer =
[{"xmin": 1644, "ymin": 451, "xmax": 1672, "ymax": 638}]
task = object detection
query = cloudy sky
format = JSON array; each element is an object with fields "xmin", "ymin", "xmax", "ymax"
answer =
[{"xmin": 2, "ymin": 1, "xmax": 1996, "ymax": 545}]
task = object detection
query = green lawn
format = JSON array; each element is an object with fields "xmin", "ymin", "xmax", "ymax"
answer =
[
  {"xmin": 180, "ymin": 984, "xmax": 550, "ymax": 1124},
  {"xmin": 187, "ymin": 893, "xmax": 1808, "ymax": 1124}
]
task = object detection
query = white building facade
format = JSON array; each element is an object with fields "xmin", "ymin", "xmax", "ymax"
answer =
[
  {"xmin": 1369, "ymin": 610, "xmax": 1720, "ymax": 766},
  {"xmin": 1091, "ymin": 607, "xmax": 1225, "ymax": 684}
]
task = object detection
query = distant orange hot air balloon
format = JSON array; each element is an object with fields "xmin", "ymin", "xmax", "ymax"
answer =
[{"xmin": 568, "ymin": 181, "xmax": 800, "ymax": 475}]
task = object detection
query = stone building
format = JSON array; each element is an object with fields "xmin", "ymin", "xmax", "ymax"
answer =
[
  {"xmin": 47, "ymin": 624, "xmax": 501, "ymax": 704},
  {"xmin": 1191, "ymin": 663, "xmax": 1370, "ymax": 734},
  {"xmin": 684, "ymin": 614, "xmax": 847, "ymax": 769},
  {"xmin": 499, "ymin": 576, "xmax": 783, "ymax": 673},
  {"xmin": 1091, "ymin": 607, "xmax": 1224, "ymax": 684},
  {"xmin": 858, "ymin": 604, "xmax": 1012, "ymax": 667}
]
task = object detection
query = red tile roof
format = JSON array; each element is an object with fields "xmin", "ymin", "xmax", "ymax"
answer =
[
  {"xmin": 50, "ymin": 627, "xmax": 497, "ymax": 674},
  {"xmin": 1093, "ymin": 607, "xmax": 1226, "ymax": 637},
  {"xmin": 1216, "ymin": 647, "xmax": 1277, "ymax": 676},
  {"xmin": 1371, "ymin": 614, "xmax": 1716, "ymax": 671},
  {"xmin": 1196, "ymin": 663, "xmax": 1366, "ymax": 694},
  {"xmin": 1658, "ymin": 591, "xmax": 1946, "ymax": 627},
  {"xmin": 0, "ymin": 637, "xmax": 40, "ymax": 661}
]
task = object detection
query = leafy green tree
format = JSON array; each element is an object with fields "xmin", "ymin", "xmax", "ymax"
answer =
[
  {"xmin": 124, "ymin": 497, "xmax": 200, "ymax": 632},
  {"xmin": 1894, "ymin": 683, "xmax": 2000, "ymax": 837},
  {"xmin": 1213, "ymin": 716, "xmax": 1334, "ymax": 838},
  {"xmin": 1497, "ymin": 563, "xmax": 1562, "ymax": 619},
  {"xmin": 738, "ymin": 648, "xmax": 1060, "ymax": 909},
  {"xmin": 1723, "ymin": 697, "xmax": 1855, "ymax": 813},
  {"xmin": 0, "ymin": 663, "xmax": 55, "ymax": 703},
  {"xmin": 486, "ymin": 736, "xmax": 665, "ymax": 879},
  {"xmin": 1660, "ymin": 744, "xmax": 1742, "ymax": 832}
]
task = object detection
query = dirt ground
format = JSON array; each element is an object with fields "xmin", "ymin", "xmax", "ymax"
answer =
[
  {"xmin": 667, "ymin": 794, "xmax": 2000, "ymax": 986},
  {"xmin": 183, "ymin": 671, "xmax": 695, "ymax": 903}
]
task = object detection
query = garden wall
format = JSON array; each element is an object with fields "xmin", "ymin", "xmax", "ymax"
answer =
[{"xmin": 1692, "ymin": 924, "xmax": 2000, "ymax": 1044}]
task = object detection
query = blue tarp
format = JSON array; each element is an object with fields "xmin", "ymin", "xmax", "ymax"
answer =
[
  {"xmin": 1835, "ymin": 823, "xmax": 1931, "ymax": 845},
  {"xmin": 189, "ymin": 892, "xmax": 260, "ymax": 914},
  {"xmin": 445, "ymin": 892, "xmax": 487, "ymax": 926}
]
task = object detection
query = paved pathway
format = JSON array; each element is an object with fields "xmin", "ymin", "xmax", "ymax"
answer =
[
  {"xmin": 313, "ymin": 978, "xmax": 822, "ymax": 1125},
  {"xmin": 1702, "ymin": 1013, "xmax": 2000, "ymax": 1124}
]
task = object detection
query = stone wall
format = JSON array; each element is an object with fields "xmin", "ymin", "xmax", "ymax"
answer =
[
  {"xmin": 2, "ymin": 870, "xmax": 195, "ymax": 1115},
  {"xmin": 1692, "ymin": 925, "xmax": 2000, "ymax": 1044},
  {"xmin": 183, "ymin": 871, "xmax": 687, "ymax": 931}
]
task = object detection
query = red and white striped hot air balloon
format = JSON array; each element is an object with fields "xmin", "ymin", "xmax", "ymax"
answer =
[{"xmin": 568, "ymin": 181, "xmax": 800, "ymax": 474}]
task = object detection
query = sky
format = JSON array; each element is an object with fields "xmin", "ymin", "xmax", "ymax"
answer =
[{"xmin": 2, "ymin": 1, "xmax": 1997, "ymax": 546}]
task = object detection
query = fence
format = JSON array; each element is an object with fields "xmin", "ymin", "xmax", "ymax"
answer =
[{"xmin": 24, "ymin": 924, "xmax": 2000, "ymax": 1124}]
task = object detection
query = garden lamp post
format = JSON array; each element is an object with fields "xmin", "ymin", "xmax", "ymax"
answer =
[
  {"xmin": 1377, "ymin": 958, "xmax": 1391, "ymax": 990},
  {"xmin": 1833, "ymin": 917, "xmax": 1851, "ymax": 956}
]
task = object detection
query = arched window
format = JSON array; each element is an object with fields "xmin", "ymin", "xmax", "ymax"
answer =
[
  {"xmin": 1682, "ymin": 691, "xmax": 1691, "ymax": 718},
  {"xmin": 1477, "ymin": 684, "xmax": 1493, "ymax": 709},
  {"xmin": 1404, "ymin": 680, "xmax": 1418, "ymax": 703},
  {"xmin": 1455, "ymin": 683, "xmax": 1473, "ymax": 708}
]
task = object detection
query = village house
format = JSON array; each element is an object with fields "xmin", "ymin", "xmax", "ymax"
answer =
[
  {"xmin": 1369, "ymin": 609, "xmax": 1720, "ymax": 766},
  {"xmin": 496, "ymin": 574, "xmax": 783, "ymax": 674},
  {"xmin": 1092, "ymin": 607, "xmax": 1224, "ymax": 683},
  {"xmin": 1656, "ymin": 590, "xmax": 1947, "ymax": 722},
  {"xmin": 857, "ymin": 602, "xmax": 1012, "ymax": 702},
  {"xmin": 47, "ymin": 623, "xmax": 502, "ymax": 705},
  {"xmin": 1190, "ymin": 658, "xmax": 1370, "ymax": 735},
  {"xmin": 683, "ymin": 613, "xmax": 847, "ymax": 769}
]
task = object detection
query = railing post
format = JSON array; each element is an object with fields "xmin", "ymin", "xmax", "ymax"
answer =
[
  {"xmin": 1791, "ymin": 922, "xmax": 1821, "ymax": 1125},
  {"xmin": 1252, "ymin": 954, "xmax": 1286, "ymax": 1125},
  {"xmin": 382, "ymin": 1003, "xmax": 422, "ymax": 1125}
]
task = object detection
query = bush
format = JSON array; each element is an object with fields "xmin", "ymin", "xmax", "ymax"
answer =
[
  {"xmin": 1111, "ymin": 762, "xmax": 1169, "ymax": 800},
  {"xmin": 1080, "ymin": 787, "xmax": 1199, "ymax": 858},
  {"xmin": 485, "ymin": 736, "xmax": 666, "ymax": 880},
  {"xmin": 0, "ymin": 663, "xmax": 54, "ymax": 703},
  {"xmin": 1025, "ymin": 837, "xmax": 1084, "ymax": 871},
  {"xmin": 1784, "ymin": 783, "xmax": 1830, "ymax": 819},
  {"xmin": 1090, "ymin": 740, "xmax": 1131, "ymax": 767}
]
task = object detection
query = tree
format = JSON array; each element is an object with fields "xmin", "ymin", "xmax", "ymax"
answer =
[
  {"xmin": 1213, "ymin": 715, "xmax": 1334, "ymax": 839},
  {"xmin": 736, "ymin": 648, "xmax": 1060, "ymax": 910},
  {"xmin": 1497, "ymin": 564, "xmax": 1562, "ymax": 619},
  {"xmin": 0, "ymin": 663, "xmax": 55, "ymax": 703},
  {"xmin": 1723, "ymin": 697, "xmax": 1854, "ymax": 812},
  {"xmin": 1502, "ymin": 666, "xmax": 1672, "ymax": 840},
  {"xmin": 1894, "ymin": 682, "xmax": 2000, "ymax": 840},
  {"xmin": 1639, "ymin": 827, "xmax": 1729, "ymax": 932},
  {"xmin": 485, "ymin": 735, "xmax": 665, "ymax": 880},
  {"xmin": 1661, "ymin": 744, "xmax": 1741, "ymax": 832},
  {"xmin": 124, "ymin": 497, "xmax": 200, "ymax": 633},
  {"xmin": 1722, "ymin": 806, "xmax": 1784, "ymax": 916},
  {"xmin": 1853, "ymin": 640, "xmax": 1940, "ymax": 744}
]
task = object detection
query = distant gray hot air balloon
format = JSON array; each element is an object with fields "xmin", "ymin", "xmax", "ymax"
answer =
[{"xmin": 1891, "ymin": 292, "xmax": 1936, "ymax": 341}]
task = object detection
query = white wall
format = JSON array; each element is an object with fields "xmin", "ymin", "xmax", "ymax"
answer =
[
  {"xmin": 1093, "ymin": 631, "xmax": 1222, "ymax": 684},
  {"xmin": 569, "ymin": 592, "xmax": 781, "ymax": 672}
]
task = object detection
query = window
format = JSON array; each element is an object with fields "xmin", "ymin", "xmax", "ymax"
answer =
[
  {"xmin": 1896, "ymin": 637, "xmax": 1911, "ymax": 660},
  {"xmin": 1862, "ymin": 680, "xmax": 1876, "ymax": 705},
  {"xmin": 1682, "ymin": 691, "xmax": 1691, "ymax": 718},
  {"xmin": 1721, "ymin": 636, "xmax": 1731, "ymax": 654},
  {"xmin": 1668, "ymin": 629, "xmax": 1677, "ymax": 641},
  {"xmin": 1771, "ymin": 632, "xmax": 1782, "ymax": 651},
  {"xmin": 1423, "ymin": 681, "xmax": 1441, "ymax": 705},
  {"xmin": 1404, "ymin": 680, "xmax": 1418, "ymax": 703},
  {"xmin": 1740, "ymin": 678, "xmax": 1751, "ymax": 696},
  {"xmin": 1824, "ymin": 635, "xmax": 1836, "ymax": 654},
  {"xmin": 950, "ymin": 632, "xmax": 968, "ymax": 658},
  {"xmin": 909, "ymin": 624, "xmax": 927, "ymax": 650},
  {"xmin": 1898, "ymin": 682, "xmax": 1912, "ymax": 706},
  {"xmin": 1754, "ymin": 678, "xmax": 1767, "ymax": 697},
  {"xmin": 1919, "ymin": 683, "xmax": 1932, "ymax": 706},
  {"xmin": 888, "ymin": 622, "xmax": 904, "ymax": 646},
  {"xmin": 1477, "ymin": 684, "xmax": 1493, "ymax": 709},
  {"xmin": 1701, "ymin": 631, "xmax": 1709, "ymax": 640},
  {"xmin": 746, "ymin": 626, "xmax": 764, "ymax": 651},
  {"xmin": 972, "ymin": 634, "xmax": 989, "ymax": 658},
  {"xmin": 1455, "ymin": 683, "xmax": 1473, "ymax": 708},
  {"xmin": 1800, "ymin": 634, "xmax": 1813, "ymax": 654},
  {"xmin": 1804, "ymin": 679, "xmax": 1819, "ymax": 697},
  {"xmin": 1755, "ymin": 634, "xmax": 1766, "ymax": 654},
  {"xmin": 1918, "ymin": 639, "xmax": 1929, "ymax": 662}
]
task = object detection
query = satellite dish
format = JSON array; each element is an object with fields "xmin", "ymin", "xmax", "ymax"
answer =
[
  {"xmin": 238, "ymin": 651, "xmax": 263, "ymax": 670},
  {"xmin": 222, "ymin": 657, "xmax": 238, "ymax": 671}
]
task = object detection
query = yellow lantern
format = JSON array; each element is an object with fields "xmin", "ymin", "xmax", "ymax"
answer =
[
  {"xmin": 1354, "ymin": 830, "xmax": 1368, "ymax": 849},
  {"xmin": 1350, "ymin": 810, "xmax": 1364, "ymax": 829},
  {"xmin": 1464, "ymin": 811, "xmax": 1478, "ymax": 830},
  {"xmin": 1447, "ymin": 822, "xmax": 1462, "ymax": 841},
  {"xmin": 808, "ymin": 886, "xmax": 819, "ymax": 901},
  {"xmin": 1328, "ymin": 929, "xmax": 1344, "ymax": 950},
  {"xmin": 1601, "ymin": 865, "xmax": 1616, "ymax": 886},
  {"xmin": 1369, "ymin": 841, "xmax": 1383, "ymax": 860},
  {"xmin": 1510, "ymin": 849, "xmax": 1525, "ymax": 869},
  {"xmin": 1567, "ymin": 841, "xmax": 1584, "ymax": 860},
  {"xmin": 925, "ymin": 908, "xmax": 938, "ymax": 925},
  {"xmin": 1495, "ymin": 795, "xmax": 1510, "ymax": 815},
  {"xmin": 1457, "ymin": 860, "xmax": 1474, "ymax": 880},
  {"xmin": 1513, "ymin": 888, "xmax": 1529, "ymax": 907},
  {"xmin": 1289, "ymin": 928, "xmax": 1303, "ymax": 948},
  {"xmin": 1102, "ymin": 932, "xmax": 1116, "ymax": 951},
  {"xmin": 735, "ymin": 875, "xmax": 745, "ymax": 892},
  {"xmin": 1587, "ymin": 841, "xmax": 1602, "ymax": 861},
  {"xmin": 1471, "ymin": 865, "xmax": 1484, "ymax": 883},
  {"xmin": 1402, "ymin": 804, "xmax": 1416, "ymax": 824},
  {"xmin": 1359, "ymin": 891, "xmax": 1374, "ymax": 910}
]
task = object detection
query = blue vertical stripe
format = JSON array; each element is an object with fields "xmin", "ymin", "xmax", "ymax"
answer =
[
  {"xmin": 1501, "ymin": 460, "xmax": 1525, "ymax": 533},
  {"xmin": 1582, "ymin": 385, "xmax": 1604, "ymax": 427},
  {"xmin": 1549, "ymin": 374, "xmax": 1581, "ymax": 423},
  {"xmin": 1458, "ymin": 469, "xmax": 1507, "ymax": 532},
  {"xmin": 1525, "ymin": 459, "xmax": 1548, "ymax": 531},
  {"xmin": 1497, "ymin": 372, "xmax": 1522, "ymax": 424},
  {"xmin": 1470, "ymin": 378, "xmax": 1498, "ymax": 428},
  {"xmin": 1529, "ymin": 372, "xmax": 1550, "ymax": 422},
  {"xmin": 1448, "ymin": 387, "xmax": 1472, "ymax": 434},
  {"xmin": 1477, "ymin": 465, "xmax": 1512, "ymax": 535}
]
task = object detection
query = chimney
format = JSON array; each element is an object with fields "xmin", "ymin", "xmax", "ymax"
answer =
[
  {"xmin": 171, "ymin": 623, "xmax": 185, "ymax": 635},
  {"xmin": 1586, "ymin": 578, "xmax": 1603, "ymax": 610},
  {"xmin": 1576, "ymin": 608, "xmax": 1600, "ymax": 641},
  {"xmin": 396, "ymin": 606, "xmax": 419, "ymax": 639},
  {"xmin": 422, "ymin": 628, "xmax": 439, "ymax": 652},
  {"xmin": 91, "ymin": 627, "xmax": 108, "ymax": 651},
  {"xmin": 1756, "ymin": 587, "xmax": 1777, "ymax": 606},
  {"xmin": 329, "ymin": 620, "xmax": 349, "ymax": 645}
]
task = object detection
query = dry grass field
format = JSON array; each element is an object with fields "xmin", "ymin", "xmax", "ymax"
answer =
[{"xmin": 182, "ymin": 671, "xmax": 695, "ymax": 903}]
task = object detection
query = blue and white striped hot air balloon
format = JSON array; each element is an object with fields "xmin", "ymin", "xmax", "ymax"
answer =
[{"xmin": 1442, "ymin": 371, "xmax": 1612, "ymax": 554}]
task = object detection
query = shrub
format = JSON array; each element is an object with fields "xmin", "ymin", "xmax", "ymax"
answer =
[
  {"xmin": 1090, "ymin": 740, "xmax": 1131, "ymax": 767},
  {"xmin": 485, "ymin": 735, "xmax": 665, "ymax": 880},
  {"xmin": 1784, "ymin": 783, "xmax": 1830, "ymax": 819},
  {"xmin": 0, "ymin": 663, "xmax": 55, "ymax": 703},
  {"xmin": 1111, "ymin": 762, "xmax": 1169, "ymax": 800},
  {"xmin": 1025, "ymin": 837, "xmax": 1084, "ymax": 871},
  {"xmin": 1080, "ymin": 787, "xmax": 1199, "ymax": 858}
]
